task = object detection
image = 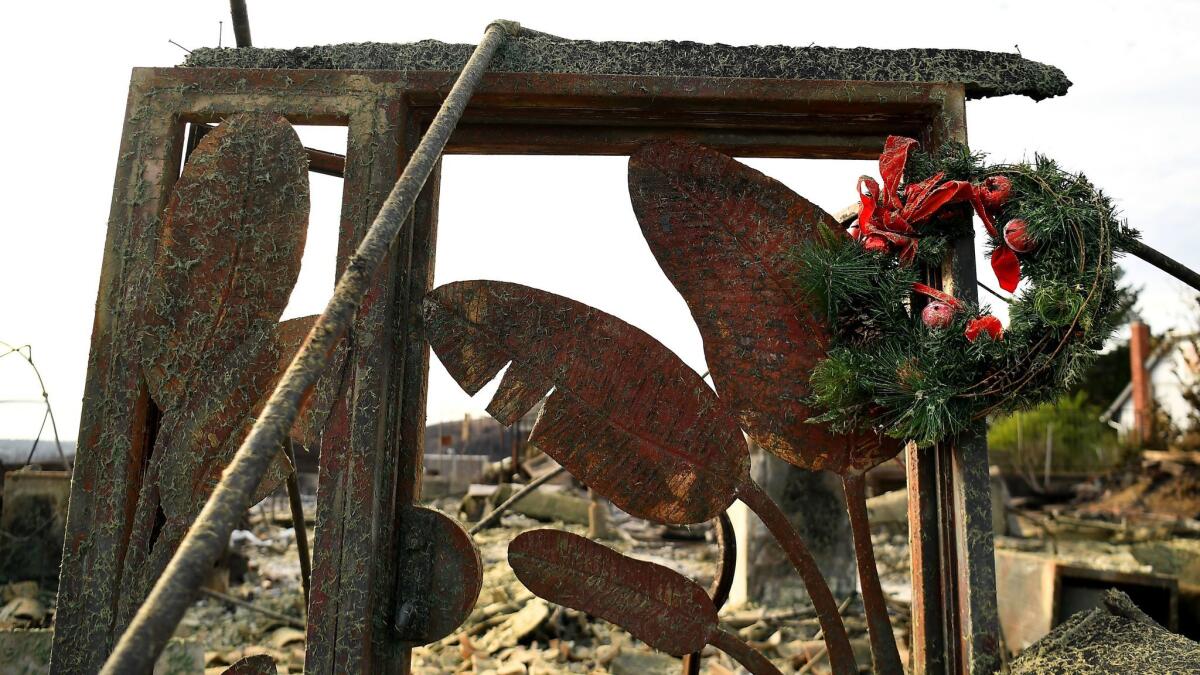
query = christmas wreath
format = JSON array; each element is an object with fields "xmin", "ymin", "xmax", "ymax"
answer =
[{"xmin": 796, "ymin": 136, "xmax": 1139, "ymax": 447}]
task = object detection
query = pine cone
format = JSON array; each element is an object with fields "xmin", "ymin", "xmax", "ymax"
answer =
[{"xmin": 837, "ymin": 308, "xmax": 885, "ymax": 345}]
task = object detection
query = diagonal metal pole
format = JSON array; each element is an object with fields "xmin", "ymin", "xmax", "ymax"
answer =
[
  {"xmin": 229, "ymin": 0, "xmax": 253, "ymax": 47},
  {"xmin": 100, "ymin": 19, "xmax": 522, "ymax": 673}
]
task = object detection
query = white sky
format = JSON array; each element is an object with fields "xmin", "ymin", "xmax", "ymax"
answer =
[{"xmin": 1, "ymin": 0, "xmax": 1198, "ymax": 440}]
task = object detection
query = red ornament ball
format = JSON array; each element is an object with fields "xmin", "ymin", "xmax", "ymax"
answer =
[
  {"xmin": 863, "ymin": 235, "xmax": 889, "ymax": 254},
  {"xmin": 847, "ymin": 224, "xmax": 861, "ymax": 240},
  {"xmin": 921, "ymin": 301, "xmax": 956, "ymax": 329},
  {"xmin": 977, "ymin": 175, "xmax": 1013, "ymax": 212},
  {"xmin": 1003, "ymin": 218, "xmax": 1036, "ymax": 253}
]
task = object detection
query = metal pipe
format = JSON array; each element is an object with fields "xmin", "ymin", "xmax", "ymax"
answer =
[
  {"xmin": 468, "ymin": 465, "xmax": 566, "ymax": 535},
  {"xmin": 199, "ymin": 588, "xmax": 304, "ymax": 629},
  {"xmin": 99, "ymin": 20, "xmax": 521, "ymax": 673},
  {"xmin": 1126, "ymin": 238, "xmax": 1200, "ymax": 295},
  {"xmin": 229, "ymin": 0, "xmax": 252, "ymax": 47},
  {"xmin": 284, "ymin": 440, "xmax": 311, "ymax": 608}
]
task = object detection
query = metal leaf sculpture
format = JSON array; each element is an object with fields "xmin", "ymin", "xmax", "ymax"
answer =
[
  {"xmin": 394, "ymin": 505, "xmax": 483, "ymax": 644},
  {"xmin": 425, "ymin": 280, "xmax": 858, "ymax": 673},
  {"xmin": 629, "ymin": 140, "xmax": 903, "ymax": 673},
  {"xmin": 135, "ymin": 113, "xmax": 310, "ymax": 413},
  {"xmin": 115, "ymin": 113, "xmax": 313, "ymax": 630},
  {"xmin": 509, "ymin": 530, "xmax": 781, "ymax": 675},
  {"xmin": 424, "ymin": 280, "xmax": 749, "ymax": 526},
  {"xmin": 220, "ymin": 654, "xmax": 277, "ymax": 675},
  {"xmin": 629, "ymin": 140, "xmax": 898, "ymax": 474}
]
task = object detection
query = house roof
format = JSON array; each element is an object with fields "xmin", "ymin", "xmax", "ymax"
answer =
[
  {"xmin": 1101, "ymin": 333, "xmax": 1199, "ymax": 422},
  {"xmin": 183, "ymin": 37, "xmax": 1071, "ymax": 101}
]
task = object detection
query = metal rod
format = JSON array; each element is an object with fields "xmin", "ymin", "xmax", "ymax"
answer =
[
  {"xmin": 99, "ymin": 21, "xmax": 520, "ymax": 674},
  {"xmin": 738, "ymin": 480, "xmax": 857, "ymax": 675},
  {"xmin": 199, "ymin": 588, "xmax": 304, "ymax": 629},
  {"xmin": 682, "ymin": 511, "xmax": 738, "ymax": 674},
  {"xmin": 229, "ymin": 0, "xmax": 252, "ymax": 47},
  {"xmin": 284, "ymin": 440, "xmax": 311, "ymax": 608},
  {"xmin": 468, "ymin": 465, "xmax": 565, "ymax": 535},
  {"xmin": 843, "ymin": 473, "xmax": 903, "ymax": 674},
  {"xmin": 976, "ymin": 280, "xmax": 1013, "ymax": 304},
  {"xmin": 710, "ymin": 626, "xmax": 784, "ymax": 675},
  {"xmin": 1126, "ymin": 238, "xmax": 1200, "ymax": 294}
]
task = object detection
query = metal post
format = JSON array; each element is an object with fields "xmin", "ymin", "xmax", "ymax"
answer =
[
  {"xmin": 908, "ymin": 91, "xmax": 1001, "ymax": 674},
  {"xmin": 99, "ymin": 20, "xmax": 522, "ymax": 673},
  {"xmin": 229, "ymin": 0, "xmax": 252, "ymax": 48}
]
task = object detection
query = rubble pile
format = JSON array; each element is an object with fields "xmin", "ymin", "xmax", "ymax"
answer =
[
  {"xmin": 1081, "ymin": 451, "xmax": 1200, "ymax": 520},
  {"xmin": 1009, "ymin": 589, "xmax": 1200, "ymax": 674}
]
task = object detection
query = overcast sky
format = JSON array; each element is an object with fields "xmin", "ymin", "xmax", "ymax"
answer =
[{"xmin": 1, "ymin": 0, "xmax": 1198, "ymax": 441}]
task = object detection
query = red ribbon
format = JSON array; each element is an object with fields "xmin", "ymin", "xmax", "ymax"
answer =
[
  {"xmin": 911, "ymin": 282, "xmax": 962, "ymax": 310},
  {"xmin": 856, "ymin": 136, "xmax": 1022, "ymax": 292}
]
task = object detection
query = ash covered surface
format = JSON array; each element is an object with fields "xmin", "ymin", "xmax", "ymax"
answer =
[
  {"xmin": 183, "ymin": 36, "xmax": 1070, "ymax": 101},
  {"xmin": 1009, "ymin": 589, "xmax": 1200, "ymax": 674}
]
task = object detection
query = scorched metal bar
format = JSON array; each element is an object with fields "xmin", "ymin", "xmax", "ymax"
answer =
[{"xmin": 98, "ymin": 19, "xmax": 522, "ymax": 673}]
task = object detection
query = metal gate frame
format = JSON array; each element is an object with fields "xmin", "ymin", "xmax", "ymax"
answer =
[{"xmin": 55, "ymin": 67, "xmax": 997, "ymax": 673}]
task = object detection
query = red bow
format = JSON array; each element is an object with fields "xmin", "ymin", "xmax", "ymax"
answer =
[
  {"xmin": 855, "ymin": 136, "xmax": 1021, "ymax": 292},
  {"xmin": 965, "ymin": 316, "xmax": 1004, "ymax": 342}
]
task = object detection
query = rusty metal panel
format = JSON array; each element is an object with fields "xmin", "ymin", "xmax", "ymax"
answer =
[{"xmin": 995, "ymin": 550, "xmax": 1057, "ymax": 652}]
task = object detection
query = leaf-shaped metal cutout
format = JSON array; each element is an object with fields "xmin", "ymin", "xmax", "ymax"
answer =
[
  {"xmin": 629, "ymin": 141, "xmax": 899, "ymax": 474},
  {"xmin": 424, "ymin": 281, "xmax": 749, "ymax": 525},
  {"xmin": 509, "ymin": 530, "xmax": 717, "ymax": 656},
  {"xmin": 117, "ymin": 316, "xmax": 315, "ymax": 628},
  {"xmin": 394, "ymin": 505, "xmax": 483, "ymax": 645},
  {"xmin": 135, "ymin": 112, "xmax": 309, "ymax": 412},
  {"xmin": 156, "ymin": 315, "xmax": 315, "ymax": 523},
  {"xmin": 221, "ymin": 655, "xmax": 277, "ymax": 675}
]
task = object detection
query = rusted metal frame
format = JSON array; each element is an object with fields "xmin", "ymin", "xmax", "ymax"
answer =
[
  {"xmin": 303, "ymin": 87, "xmax": 410, "ymax": 675},
  {"xmin": 50, "ymin": 77, "xmax": 189, "ymax": 674},
  {"xmin": 98, "ymin": 23, "xmax": 518, "ymax": 671},
  {"xmin": 307, "ymin": 147, "xmax": 347, "ymax": 177},
  {"xmin": 387, "ymin": 145, "xmax": 443, "ymax": 674},
  {"xmin": 155, "ymin": 67, "xmax": 958, "ymax": 159},
  {"xmin": 60, "ymin": 62, "xmax": 983, "ymax": 673},
  {"xmin": 906, "ymin": 87, "xmax": 1001, "ymax": 675},
  {"xmin": 48, "ymin": 70, "xmax": 384, "ymax": 674}
]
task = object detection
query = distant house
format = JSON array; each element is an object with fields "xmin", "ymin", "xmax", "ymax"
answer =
[{"xmin": 1102, "ymin": 322, "xmax": 1200, "ymax": 442}]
